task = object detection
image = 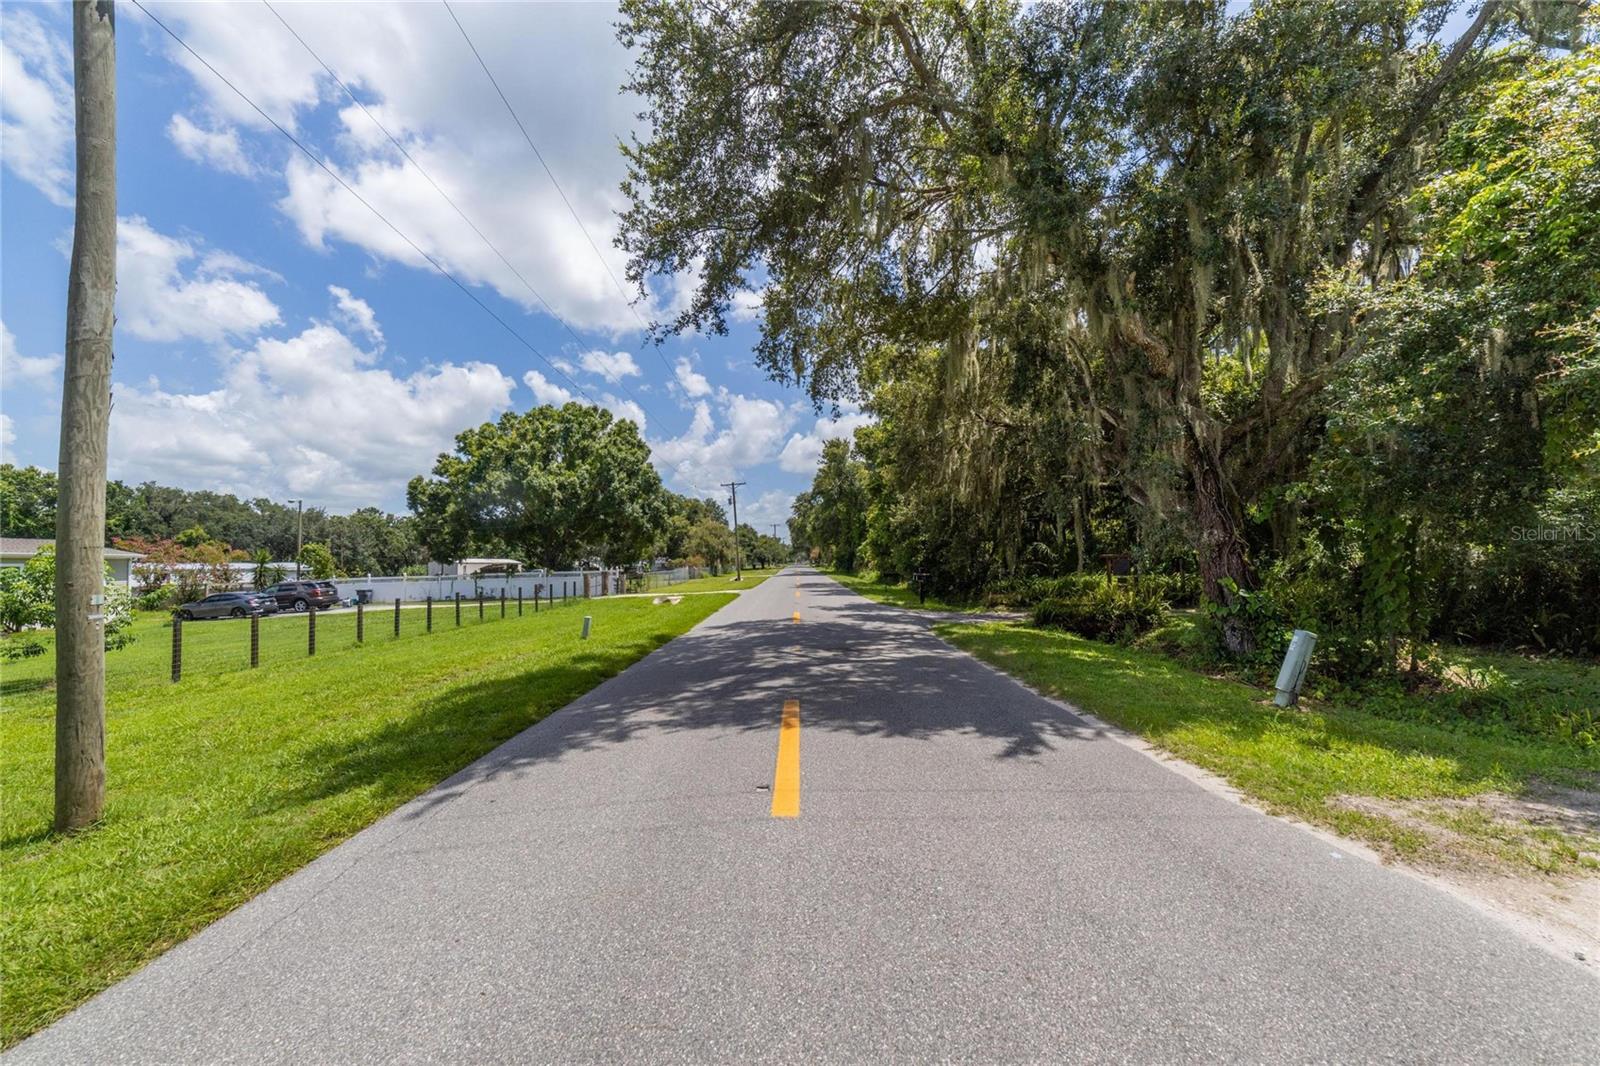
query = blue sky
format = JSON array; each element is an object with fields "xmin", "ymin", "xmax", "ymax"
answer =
[{"xmin": 1, "ymin": 1, "xmax": 866, "ymax": 531}]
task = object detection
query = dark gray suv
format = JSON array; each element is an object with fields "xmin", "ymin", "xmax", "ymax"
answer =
[{"xmin": 174, "ymin": 591, "xmax": 276, "ymax": 620}]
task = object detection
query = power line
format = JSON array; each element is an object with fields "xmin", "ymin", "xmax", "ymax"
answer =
[
  {"xmin": 129, "ymin": 0, "xmax": 655, "ymax": 427},
  {"xmin": 440, "ymin": 0, "xmax": 677, "ymax": 375},
  {"xmin": 261, "ymin": 0, "xmax": 670, "ymax": 433}
]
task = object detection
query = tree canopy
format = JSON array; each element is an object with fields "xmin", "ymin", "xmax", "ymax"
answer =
[
  {"xmin": 623, "ymin": 0, "xmax": 1598, "ymax": 660},
  {"xmin": 406, "ymin": 403, "xmax": 668, "ymax": 569}
]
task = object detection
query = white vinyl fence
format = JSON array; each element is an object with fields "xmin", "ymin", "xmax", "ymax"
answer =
[{"xmin": 331, "ymin": 569, "xmax": 624, "ymax": 604}]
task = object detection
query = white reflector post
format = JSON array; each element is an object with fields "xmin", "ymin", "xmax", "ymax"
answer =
[
  {"xmin": 1273, "ymin": 629, "xmax": 1317, "ymax": 708},
  {"xmin": 581, "ymin": 615, "xmax": 592, "ymax": 640}
]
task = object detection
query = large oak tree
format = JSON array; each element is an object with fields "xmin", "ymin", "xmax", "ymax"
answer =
[
  {"xmin": 407, "ymin": 403, "xmax": 667, "ymax": 569},
  {"xmin": 617, "ymin": 0, "xmax": 1551, "ymax": 651}
]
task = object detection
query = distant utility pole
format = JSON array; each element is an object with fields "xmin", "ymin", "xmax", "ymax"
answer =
[
  {"xmin": 720, "ymin": 479, "xmax": 747, "ymax": 580},
  {"xmin": 288, "ymin": 499, "xmax": 303, "ymax": 577},
  {"xmin": 55, "ymin": 0, "xmax": 117, "ymax": 833},
  {"xmin": 770, "ymin": 523, "xmax": 782, "ymax": 543}
]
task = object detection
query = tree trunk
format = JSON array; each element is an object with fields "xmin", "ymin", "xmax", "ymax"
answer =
[
  {"xmin": 1184, "ymin": 426, "xmax": 1258, "ymax": 655},
  {"xmin": 55, "ymin": 0, "xmax": 117, "ymax": 832}
]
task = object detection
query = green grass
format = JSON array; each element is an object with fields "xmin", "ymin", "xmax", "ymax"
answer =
[
  {"xmin": 828, "ymin": 570, "xmax": 983, "ymax": 612},
  {"xmin": 0, "ymin": 594, "xmax": 732, "ymax": 1047},
  {"xmin": 937, "ymin": 621, "xmax": 1600, "ymax": 869},
  {"xmin": 644, "ymin": 569, "xmax": 775, "ymax": 594}
]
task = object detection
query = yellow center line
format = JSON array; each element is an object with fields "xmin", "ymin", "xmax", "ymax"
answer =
[{"xmin": 771, "ymin": 699, "xmax": 801, "ymax": 818}]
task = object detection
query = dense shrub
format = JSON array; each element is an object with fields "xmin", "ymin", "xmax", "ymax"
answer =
[
  {"xmin": 1032, "ymin": 581, "xmax": 1168, "ymax": 642},
  {"xmin": 134, "ymin": 586, "xmax": 177, "ymax": 612}
]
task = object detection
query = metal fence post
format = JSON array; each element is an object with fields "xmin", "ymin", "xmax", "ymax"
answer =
[
  {"xmin": 250, "ymin": 613, "xmax": 260, "ymax": 668},
  {"xmin": 426, "ymin": 595, "xmax": 433, "ymax": 632},
  {"xmin": 394, "ymin": 598, "xmax": 401, "ymax": 638},
  {"xmin": 478, "ymin": 592, "xmax": 484, "ymax": 621},
  {"xmin": 455, "ymin": 593, "xmax": 462, "ymax": 627},
  {"xmin": 501, "ymin": 588, "xmax": 506, "ymax": 618},
  {"xmin": 518, "ymin": 588, "xmax": 524, "ymax": 616},
  {"xmin": 170, "ymin": 616, "xmax": 182, "ymax": 682},
  {"xmin": 356, "ymin": 600, "xmax": 365, "ymax": 643},
  {"xmin": 308, "ymin": 606, "xmax": 317, "ymax": 656}
]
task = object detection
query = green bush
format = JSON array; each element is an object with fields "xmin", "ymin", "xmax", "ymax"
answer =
[
  {"xmin": 1032, "ymin": 580, "xmax": 1168, "ymax": 642},
  {"xmin": 134, "ymin": 586, "xmax": 177, "ymax": 612}
]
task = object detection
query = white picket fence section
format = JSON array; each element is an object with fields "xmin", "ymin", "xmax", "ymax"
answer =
[{"xmin": 331, "ymin": 569, "xmax": 624, "ymax": 604}]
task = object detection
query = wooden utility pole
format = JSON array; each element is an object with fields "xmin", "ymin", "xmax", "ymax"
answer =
[
  {"xmin": 288, "ymin": 499, "xmax": 303, "ymax": 577},
  {"xmin": 55, "ymin": 0, "xmax": 117, "ymax": 832},
  {"xmin": 720, "ymin": 479, "xmax": 746, "ymax": 581}
]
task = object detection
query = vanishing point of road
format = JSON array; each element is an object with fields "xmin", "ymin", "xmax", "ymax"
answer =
[{"xmin": 11, "ymin": 568, "xmax": 1600, "ymax": 1063}]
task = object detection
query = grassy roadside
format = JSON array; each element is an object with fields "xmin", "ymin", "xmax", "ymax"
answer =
[
  {"xmin": 0, "ymin": 594, "xmax": 732, "ymax": 1047},
  {"xmin": 827, "ymin": 570, "xmax": 983, "ymax": 612},
  {"xmin": 645, "ymin": 569, "xmax": 775, "ymax": 594},
  {"xmin": 937, "ymin": 620, "xmax": 1600, "ymax": 875}
]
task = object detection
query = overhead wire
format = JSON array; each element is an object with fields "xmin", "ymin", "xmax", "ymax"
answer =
[
  {"xmin": 261, "ymin": 0, "xmax": 669, "ymax": 430},
  {"xmin": 440, "ymin": 0, "xmax": 684, "ymax": 386},
  {"xmin": 129, "ymin": 0, "xmax": 668, "ymax": 430}
]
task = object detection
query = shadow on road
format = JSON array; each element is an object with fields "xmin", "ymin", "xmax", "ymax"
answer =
[{"xmin": 282, "ymin": 578, "xmax": 1128, "ymax": 822}]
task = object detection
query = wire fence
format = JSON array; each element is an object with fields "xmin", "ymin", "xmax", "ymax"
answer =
[{"xmin": 165, "ymin": 585, "xmax": 588, "ymax": 683}]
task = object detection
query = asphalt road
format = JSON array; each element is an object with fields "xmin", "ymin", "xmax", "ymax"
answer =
[{"xmin": 11, "ymin": 568, "xmax": 1600, "ymax": 1063}]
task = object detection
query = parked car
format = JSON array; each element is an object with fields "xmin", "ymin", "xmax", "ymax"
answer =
[
  {"xmin": 262, "ymin": 580, "xmax": 341, "ymax": 612},
  {"xmin": 173, "ymin": 591, "xmax": 276, "ymax": 621},
  {"xmin": 314, "ymin": 580, "xmax": 349, "ymax": 606}
]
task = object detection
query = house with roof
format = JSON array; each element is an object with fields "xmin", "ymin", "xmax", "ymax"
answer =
[{"xmin": 0, "ymin": 538, "xmax": 144, "ymax": 587}]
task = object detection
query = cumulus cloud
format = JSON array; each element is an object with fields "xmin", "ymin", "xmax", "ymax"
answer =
[
  {"xmin": 523, "ymin": 369, "xmax": 574, "ymax": 406},
  {"xmin": 521, "ymin": 371, "xmax": 643, "ymax": 430},
  {"xmin": 651, "ymin": 391, "xmax": 796, "ymax": 497},
  {"xmin": 168, "ymin": 113, "xmax": 254, "ymax": 176},
  {"xmin": 109, "ymin": 324, "xmax": 515, "ymax": 510},
  {"xmin": 673, "ymin": 356, "xmax": 711, "ymax": 398},
  {"xmin": 328, "ymin": 285, "xmax": 383, "ymax": 345},
  {"xmin": 740, "ymin": 489, "xmax": 796, "ymax": 534},
  {"xmin": 599, "ymin": 393, "xmax": 646, "ymax": 430},
  {"xmin": 1, "ymin": 321, "xmax": 63, "ymax": 387},
  {"xmin": 579, "ymin": 349, "xmax": 640, "ymax": 383},
  {"xmin": 730, "ymin": 287, "xmax": 766, "ymax": 323},
  {"xmin": 0, "ymin": 9, "xmax": 73, "ymax": 206},
  {"xmin": 152, "ymin": 2, "xmax": 665, "ymax": 334},
  {"xmin": 777, "ymin": 404, "xmax": 876, "ymax": 474},
  {"xmin": 117, "ymin": 217, "xmax": 282, "ymax": 343}
]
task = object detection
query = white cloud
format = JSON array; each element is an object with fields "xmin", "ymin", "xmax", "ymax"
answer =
[
  {"xmin": 599, "ymin": 393, "xmax": 645, "ymax": 430},
  {"xmin": 523, "ymin": 369, "xmax": 573, "ymax": 406},
  {"xmin": 673, "ymin": 356, "xmax": 711, "ymax": 398},
  {"xmin": 777, "ymin": 405, "xmax": 876, "ymax": 474},
  {"xmin": 151, "ymin": 2, "xmax": 664, "ymax": 335},
  {"xmin": 0, "ymin": 9, "xmax": 73, "ymax": 206},
  {"xmin": 579, "ymin": 349, "xmax": 640, "ymax": 383},
  {"xmin": 730, "ymin": 287, "xmax": 765, "ymax": 323},
  {"xmin": 327, "ymin": 285, "xmax": 383, "ymax": 345},
  {"xmin": 740, "ymin": 489, "xmax": 796, "ymax": 534},
  {"xmin": 167, "ymin": 113, "xmax": 254, "ymax": 176},
  {"xmin": 117, "ymin": 217, "xmax": 282, "ymax": 343},
  {"xmin": 109, "ymin": 324, "xmax": 515, "ymax": 510},
  {"xmin": 1, "ymin": 321, "xmax": 63, "ymax": 387},
  {"xmin": 522, "ymin": 371, "xmax": 643, "ymax": 430},
  {"xmin": 0, "ymin": 413, "xmax": 14, "ymax": 461},
  {"xmin": 650, "ymin": 392, "xmax": 796, "ymax": 497}
]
